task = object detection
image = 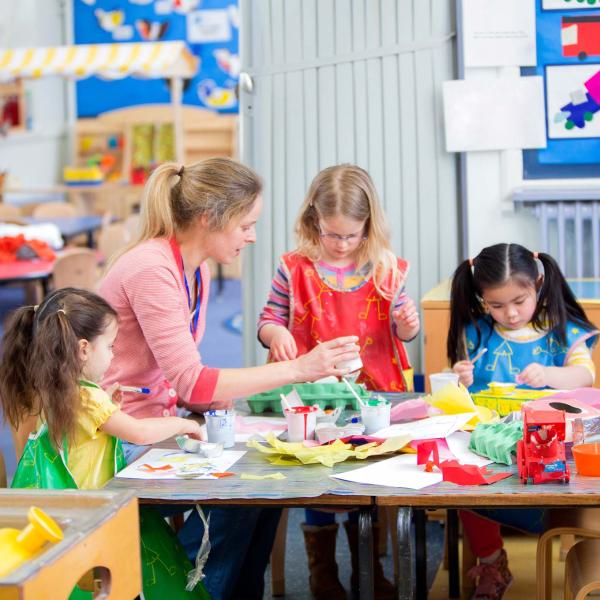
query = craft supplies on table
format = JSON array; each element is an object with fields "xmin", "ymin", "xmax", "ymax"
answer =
[{"xmin": 247, "ymin": 381, "xmax": 370, "ymax": 414}]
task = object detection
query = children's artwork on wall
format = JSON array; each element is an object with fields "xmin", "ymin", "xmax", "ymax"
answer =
[
  {"xmin": 443, "ymin": 77, "xmax": 547, "ymax": 152},
  {"xmin": 522, "ymin": 0, "xmax": 600, "ymax": 179},
  {"xmin": 74, "ymin": 0, "xmax": 239, "ymax": 117},
  {"xmin": 546, "ymin": 65, "xmax": 600, "ymax": 138},
  {"xmin": 543, "ymin": 0, "xmax": 600, "ymax": 10},
  {"xmin": 462, "ymin": 0, "xmax": 537, "ymax": 67}
]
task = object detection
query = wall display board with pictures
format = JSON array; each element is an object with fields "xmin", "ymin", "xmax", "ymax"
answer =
[
  {"xmin": 73, "ymin": 0, "xmax": 239, "ymax": 118},
  {"xmin": 523, "ymin": 0, "xmax": 600, "ymax": 179}
]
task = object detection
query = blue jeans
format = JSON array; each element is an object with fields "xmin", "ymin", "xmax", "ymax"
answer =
[{"xmin": 121, "ymin": 441, "xmax": 281, "ymax": 600}]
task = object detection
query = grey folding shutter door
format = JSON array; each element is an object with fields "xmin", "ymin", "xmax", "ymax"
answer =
[{"xmin": 239, "ymin": 0, "xmax": 458, "ymax": 373}]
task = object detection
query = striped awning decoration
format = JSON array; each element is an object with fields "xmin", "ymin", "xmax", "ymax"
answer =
[{"xmin": 0, "ymin": 41, "xmax": 198, "ymax": 82}]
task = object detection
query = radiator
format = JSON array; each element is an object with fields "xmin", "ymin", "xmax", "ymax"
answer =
[{"xmin": 533, "ymin": 201, "xmax": 600, "ymax": 278}]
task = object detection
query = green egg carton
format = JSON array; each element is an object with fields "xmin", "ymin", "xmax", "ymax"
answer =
[{"xmin": 246, "ymin": 382, "xmax": 371, "ymax": 414}]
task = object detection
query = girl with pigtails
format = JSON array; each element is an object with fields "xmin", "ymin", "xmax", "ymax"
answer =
[{"xmin": 447, "ymin": 243, "xmax": 598, "ymax": 600}]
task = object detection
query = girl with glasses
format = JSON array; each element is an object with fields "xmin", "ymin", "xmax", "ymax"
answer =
[{"xmin": 257, "ymin": 164, "xmax": 420, "ymax": 600}]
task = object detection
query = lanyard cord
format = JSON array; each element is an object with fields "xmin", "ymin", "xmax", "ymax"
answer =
[{"xmin": 183, "ymin": 265, "xmax": 202, "ymax": 337}]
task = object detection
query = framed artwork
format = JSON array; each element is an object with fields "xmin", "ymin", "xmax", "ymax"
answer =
[
  {"xmin": 73, "ymin": 0, "xmax": 240, "ymax": 117},
  {"xmin": 522, "ymin": 0, "xmax": 600, "ymax": 178}
]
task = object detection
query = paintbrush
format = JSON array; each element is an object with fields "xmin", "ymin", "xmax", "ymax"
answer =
[{"xmin": 470, "ymin": 347, "xmax": 488, "ymax": 364}]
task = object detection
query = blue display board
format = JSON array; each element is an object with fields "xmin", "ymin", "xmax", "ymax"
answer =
[
  {"xmin": 74, "ymin": 0, "xmax": 239, "ymax": 117},
  {"xmin": 522, "ymin": 0, "xmax": 600, "ymax": 179}
]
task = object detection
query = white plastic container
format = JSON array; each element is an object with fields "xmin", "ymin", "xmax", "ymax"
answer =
[
  {"xmin": 429, "ymin": 372, "xmax": 459, "ymax": 393},
  {"xmin": 335, "ymin": 343, "xmax": 363, "ymax": 373},
  {"xmin": 284, "ymin": 405, "xmax": 318, "ymax": 442},
  {"xmin": 204, "ymin": 409, "xmax": 236, "ymax": 448}
]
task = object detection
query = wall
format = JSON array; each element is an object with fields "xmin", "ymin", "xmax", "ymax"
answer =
[{"xmin": 0, "ymin": 0, "xmax": 69, "ymax": 187}]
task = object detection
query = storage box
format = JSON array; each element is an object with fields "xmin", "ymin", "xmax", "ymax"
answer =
[{"xmin": 247, "ymin": 382, "xmax": 370, "ymax": 414}]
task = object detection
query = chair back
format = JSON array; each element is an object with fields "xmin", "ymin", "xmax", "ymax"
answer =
[
  {"xmin": 33, "ymin": 202, "xmax": 78, "ymax": 219},
  {"xmin": 123, "ymin": 213, "xmax": 141, "ymax": 240},
  {"xmin": 97, "ymin": 223, "xmax": 131, "ymax": 263},
  {"xmin": 0, "ymin": 203, "xmax": 22, "ymax": 221},
  {"xmin": 52, "ymin": 248, "xmax": 98, "ymax": 290},
  {"xmin": 0, "ymin": 450, "xmax": 6, "ymax": 488}
]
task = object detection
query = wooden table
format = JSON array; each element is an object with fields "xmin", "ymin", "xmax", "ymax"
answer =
[
  {"xmin": 106, "ymin": 436, "xmax": 383, "ymax": 599},
  {"xmin": 372, "ymin": 460, "xmax": 600, "ymax": 600},
  {"xmin": 0, "ymin": 257, "xmax": 55, "ymax": 296},
  {"xmin": 0, "ymin": 489, "xmax": 140, "ymax": 599},
  {"xmin": 421, "ymin": 278, "xmax": 600, "ymax": 391},
  {"xmin": 24, "ymin": 215, "xmax": 105, "ymax": 248}
]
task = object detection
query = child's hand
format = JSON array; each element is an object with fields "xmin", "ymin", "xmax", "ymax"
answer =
[
  {"xmin": 516, "ymin": 364, "xmax": 547, "ymax": 388},
  {"xmin": 270, "ymin": 327, "xmax": 298, "ymax": 362},
  {"xmin": 179, "ymin": 419, "xmax": 204, "ymax": 441},
  {"xmin": 452, "ymin": 361, "xmax": 474, "ymax": 387},
  {"xmin": 392, "ymin": 298, "xmax": 420, "ymax": 340},
  {"xmin": 106, "ymin": 382, "xmax": 122, "ymax": 407}
]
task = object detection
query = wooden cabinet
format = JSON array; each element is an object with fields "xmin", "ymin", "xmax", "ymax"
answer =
[
  {"xmin": 0, "ymin": 489, "xmax": 140, "ymax": 599},
  {"xmin": 421, "ymin": 279, "xmax": 600, "ymax": 392}
]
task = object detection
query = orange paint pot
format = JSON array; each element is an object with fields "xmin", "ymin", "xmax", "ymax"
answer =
[{"xmin": 573, "ymin": 443, "xmax": 600, "ymax": 476}]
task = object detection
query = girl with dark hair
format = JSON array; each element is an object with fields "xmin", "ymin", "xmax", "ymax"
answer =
[
  {"xmin": 1, "ymin": 288, "xmax": 206, "ymax": 599},
  {"xmin": 1, "ymin": 288, "xmax": 202, "ymax": 470},
  {"xmin": 447, "ymin": 243, "xmax": 598, "ymax": 600}
]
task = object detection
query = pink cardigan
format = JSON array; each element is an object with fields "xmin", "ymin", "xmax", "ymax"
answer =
[{"xmin": 99, "ymin": 238, "xmax": 219, "ymax": 418}]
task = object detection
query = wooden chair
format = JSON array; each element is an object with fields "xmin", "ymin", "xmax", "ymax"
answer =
[
  {"xmin": 537, "ymin": 509, "xmax": 600, "ymax": 600},
  {"xmin": 0, "ymin": 203, "xmax": 23, "ymax": 221},
  {"xmin": 564, "ymin": 538, "xmax": 600, "ymax": 600},
  {"xmin": 97, "ymin": 222, "xmax": 131, "ymax": 264},
  {"xmin": 52, "ymin": 248, "xmax": 98, "ymax": 291},
  {"xmin": 32, "ymin": 202, "xmax": 78, "ymax": 219}
]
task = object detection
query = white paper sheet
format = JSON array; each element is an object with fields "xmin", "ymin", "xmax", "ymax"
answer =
[
  {"xmin": 372, "ymin": 413, "xmax": 476, "ymax": 441},
  {"xmin": 463, "ymin": 0, "xmax": 536, "ymax": 67},
  {"xmin": 332, "ymin": 454, "xmax": 443, "ymax": 490},
  {"xmin": 443, "ymin": 77, "xmax": 547, "ymax": 152},
  {"xmin": 445, "ymin": 431, "xmax": 493, "ymax": 467},
  {"xmin": 116, "ymin": 448, "xmax": 245, "ymax": 480}
]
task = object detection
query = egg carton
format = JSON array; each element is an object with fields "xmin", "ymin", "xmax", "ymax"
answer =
[{"xmin": 247, "ymin": 382, "xmax": 370, "ymax": 414}]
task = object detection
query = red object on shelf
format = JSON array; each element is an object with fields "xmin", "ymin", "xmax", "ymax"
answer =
[{"xmin": 517, "ymin": 408, "xmax": 570, "ymax": 485}]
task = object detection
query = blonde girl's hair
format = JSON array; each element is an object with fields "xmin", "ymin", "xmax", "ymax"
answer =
[
  {"xmin": 107, "ymin": 157, "xmax": 262, "ymax": 268},
  {"xmin": 0, "ymin": 288, "xmax": 118, "ymax": 448},
  {"xmin": 295, "ymin": 164, "xmax": 401, "ymax": 299}
]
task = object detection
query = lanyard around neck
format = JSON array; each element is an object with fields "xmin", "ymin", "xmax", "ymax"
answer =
[{"xmin": 183, "ymin": 264, "xmax": 202, "ymax": 337}]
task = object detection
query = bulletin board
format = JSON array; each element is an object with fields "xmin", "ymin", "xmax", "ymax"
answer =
[
  {"xmin": 522, "ymin": 0, "xmax": 600, "ymax": 179},
  {"xmin": 73, "ymin": 0, "xmax": 239, "ymax": 118}
]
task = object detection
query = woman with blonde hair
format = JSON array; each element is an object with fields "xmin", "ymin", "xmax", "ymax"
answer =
[
  {"xmin": 100, "ymin": 157, "xmax": 359, "ymax": 600},
  {"xmin": 258, "ymin": 164, "xmax": 420, "ymax": 599}
]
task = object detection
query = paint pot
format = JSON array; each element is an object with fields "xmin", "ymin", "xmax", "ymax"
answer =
[
  {"xmin": 429, "ymin": 372, "xmax": 459, "ymax": 393},
  {"xmin": 204, "ymin": 410, "xmax": 236, "ymax": 448},
  {"xmin": 335, "ymin": 343, "xmax": 363, "ymax": 373},
  {"xmin": 284, "ymin": 405, "xmax": 318, "ymax": 442},
  {"xmin": 360, "ymin": 398, "xmax": 392, "ymax": 435}
]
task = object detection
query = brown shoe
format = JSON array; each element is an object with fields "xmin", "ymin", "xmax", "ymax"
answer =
[
  {"xmin": 468, "ymin": 548, "xmax": 513, "ymax": 600},
  {"xmin": 344, "ymin": 521, "xmax": 396, "ymax": 600},
  {"xmin": 302, "ymin": 523, "xmax": 348, "ymax": 600}
]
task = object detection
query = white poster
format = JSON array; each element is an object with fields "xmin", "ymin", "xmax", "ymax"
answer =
[
  {"xmin": 546, "ymin": 64, "xmax": 600, "ymax": 139},
  {"xmin": 543, "ymin": 0, "xmax": 600, "ymax": 9},
  {"xmin": 443, "ymin": 76, "xmax": 547, "ymax": 152},
  {"xmin": 463, "ymin": 0, "xmax": 537, "ymax": 67},
  {"xmin": 187, "ymin": 9, "xmax": 232, "ymax": 44}
]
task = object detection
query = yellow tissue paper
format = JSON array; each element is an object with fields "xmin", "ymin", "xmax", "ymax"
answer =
[
  {"xmin": 240, "ymin": 472, "xmax": 287, "ymax": 480},
  {"xmin": 426, "ymin": 383, "xmax": 496, "ymax": 430},
  {"xmin": 247, "ymin": 433, "xmax": 412, "ymax": 467}
]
